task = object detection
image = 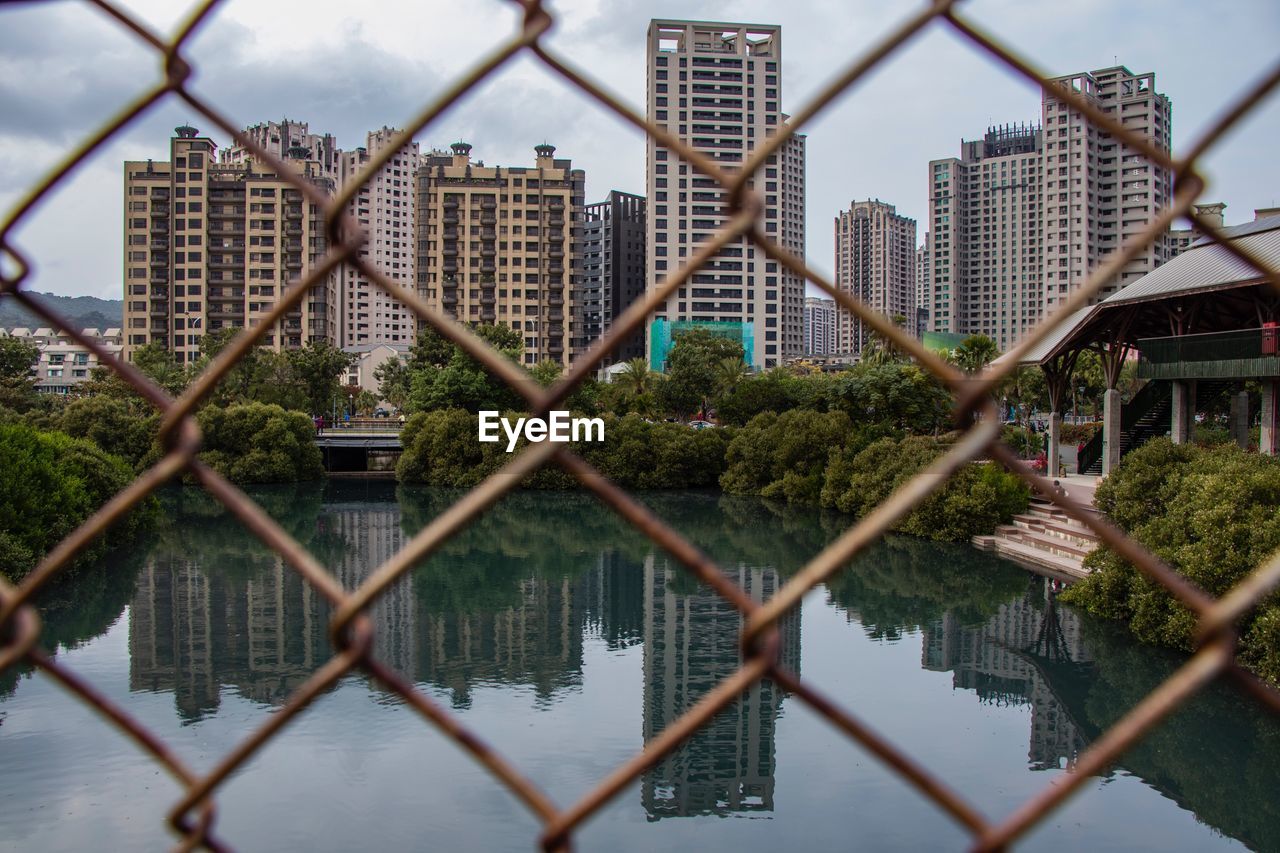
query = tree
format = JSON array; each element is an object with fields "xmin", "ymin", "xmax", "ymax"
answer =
[
  {"xmin": 0, "ymin": 335, "xmax": 39, "ymax": 411},
  {"xmin": 660, "ymin": 328, "xmax": 744, "ymax": 419},
  {"xmin": 0, "ymin": 335, "xmax": 38, "ymax": 382},
  {"xmin": 406, "ymin": 324, "xmax": 524, "ymax": 414},
  {"xmin": 196, "ymin": 402, "xmax": 324, "ymax": 483},
  {"xmin": 286, "ymin": 341, "xmax": 357, "ymax": 415},
  {"xmin": 0, "ymin": 422, "xmax": 150, "ymax": 583},
  {"xmin": 713, "ymin": 356, "xmax": 750, "ymax": 404},
  {"xmin": 827, "ymin": 362, "xmax": 952, "ymax": 432},
  {"xmin": 132, "ymin": 342, "xmax": 189, "ymax": 395},
  {"xmin": 374, "ymin": 357, "xmax": 411, "ymax": 412},
  {"xmin": 954, "ymin": 334, "xmax": 999, "ymax": 374},
  {"xmin": 616, "ymin": 358, "xmax": 653, "ymax": 398}
]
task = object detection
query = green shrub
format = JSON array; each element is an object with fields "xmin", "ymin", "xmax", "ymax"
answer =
[
  {"xmin": 59, "ymin": 395, "xmax": 160, "ymax": 470},
  {"xmin": 1001, "ymin": 424, "xmax": 1043, "ymax": 458},
  {"xmin": 1064, "ymin": 439, "xmax": 1280, "ymax": 684},
  {"xmin": 0, "ymin": 422, "xmax": 151, "ymax": 584},
  {"xmin": 1060, "ymin": 421, "xmax": 1101, "ymax": 445},
  {"xmin": 720, "ymin": 409, "xmax": 852, "ymax": 503},
  {"xmin": 820, "ymin": 434, "xmax": 1028, "ymax": 542},
  {"xmin": 397, "ymin": 410, "xmax": 730, "ymax": 490},
  {"xmin": 196, "ymin": 403, "xmax": 323, "ymax": 483}
]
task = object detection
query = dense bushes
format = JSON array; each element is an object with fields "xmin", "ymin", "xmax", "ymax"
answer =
[
  {"xmin": 58, "ymin": 396, "xmax": 160, "ymax": 469},
  {"xmin": 397, "ymin": 410, "xmax": 730, "ymax": 490},
  {"xmin": 1064, "ymin": 439, "xmax": 1280, "ymax": 684},
  {"xmin": 0, "ymin": 423, "xmax": 151, "ymax": 583},
  {"xmin": 195, "ymin": 403, "xmax": 324, "ymax": 483},
  {"xmin": 821, "ymin": 435, "xmax": 1029, "ymax": 542},
  {"xmin": 721, "ymin": 410, "xmax": 876, "ymax": 504},
  {"xmin": 717, "ymin": 414, "xmax": 1027, "ymax": 542}
]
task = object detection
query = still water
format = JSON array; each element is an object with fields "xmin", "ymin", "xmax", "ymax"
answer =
[{"xmin": 1, "ymin": 482, "xmax": 1277, "ymax": 852}]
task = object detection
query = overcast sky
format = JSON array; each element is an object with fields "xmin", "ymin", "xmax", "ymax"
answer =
[{"xmin": 1, "ymin": 0, "xmax": 1278, "ymax": 301}]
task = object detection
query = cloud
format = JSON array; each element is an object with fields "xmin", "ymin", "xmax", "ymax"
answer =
[{"xmin": 1, "ymin": 0, "xmax": 1278, "ymax": 300}]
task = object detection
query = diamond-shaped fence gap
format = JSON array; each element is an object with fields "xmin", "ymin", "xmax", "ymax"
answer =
[
  {"xmin": 5, "ymin": 650, "xmax": 225, "ymax": 850},
  {"xmin": 203, "ymin": 659, "xmax": 553, "ymax": 850},
  {"xmin": 0, "ymin": 2, "xmax": 175, "ymax": 224}
]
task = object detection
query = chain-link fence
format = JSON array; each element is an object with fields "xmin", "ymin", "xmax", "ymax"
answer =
[{"xmin": 2, "ymin": 1, "xmax": 1279, "ymax": 850}]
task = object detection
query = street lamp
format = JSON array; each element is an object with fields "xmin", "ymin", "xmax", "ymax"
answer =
[{"xmin": 348, "ymin": 393, "xmax": 354, "ymax": 420}]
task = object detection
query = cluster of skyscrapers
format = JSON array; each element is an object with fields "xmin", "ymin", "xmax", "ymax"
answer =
[{"xmin": 122, "ymin": 17, "xmax": 1196, "ymax": 371}]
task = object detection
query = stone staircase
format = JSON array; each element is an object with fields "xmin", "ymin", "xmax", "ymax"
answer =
[{"xmin": 973, "ymin": 499, "xmax": 1100, "ymax": 580}]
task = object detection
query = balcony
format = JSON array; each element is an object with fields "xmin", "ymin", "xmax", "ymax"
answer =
[
  {"xmin": 480, "ymin": 292, "xmax": 496, "ymax": 306},
  {"xmin": 442, "ymin": 214, "xmax": 459, "ymax": 226},
  {"xmin": 442, "ymin": 244, "xmax": 458, "ymax": 256},
  {"xmin": 285, "ymin": 206, "xmax": 303, "ymax": 219},
  {"xmin": 480, "ymin": 214, "xmax": 497, "ymax": 226},
  {"xmin": 442, "ymin": 261, "xmax": 458, "ymax": 275},
  {"xmin": 1137, "ymin": 327, "xmax": 1280, "ymax": 381},
  {"xmin": 284, "ymin": 225, "xmax": 303, "ymax": 236}
]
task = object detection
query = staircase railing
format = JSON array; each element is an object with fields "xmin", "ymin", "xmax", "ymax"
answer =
[{"xmin": 1077, "ymin": 380, "xmax": 1170, "ymax": 475}]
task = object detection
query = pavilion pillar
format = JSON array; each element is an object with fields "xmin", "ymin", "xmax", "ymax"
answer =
[
  {"xmin": 1047, "ymin": 412, "xmax": 1061, "ymax": 477},
  {"xmin": 1230, "ymin": 390, "xmax": 1250, "ymax": 450},
  {"xmin": 1171, "ymin": 380, "xmax": 1196, "ymax": 444},
  {"xmin": 1262, "ymin": 380, "xmax": 1279, "ymax": 456},
  {"xmin": 1102, "ymin": 388, "xmax": 1122, "ymax": 475}
]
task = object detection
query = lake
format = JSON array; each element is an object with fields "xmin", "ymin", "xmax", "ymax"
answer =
[{"xmin": 1, "ymin": 482, "xmax": 1276, "ymax": 851}]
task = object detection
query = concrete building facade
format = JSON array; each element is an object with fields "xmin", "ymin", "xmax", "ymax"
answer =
[
  {"xmin": 802, "ymin": 296, "xmax": 836, "ymax": 355},
  {"xmin": 645, "ymin": 19, "xmax": 805, "ymax": 369},
  {"xmin": 580, "ymin": 191, "xmax": 647, "ymax": 363},
  {"xmin": 925, "ymin": 66, "xmax": 1173, "ymax": 351},
  {"xmin": 415, "ymin": 142, "xmax": 584, "ymax": 367},
  {"xmin": 2, "ymin": 326, "xmax": 123, "ymax": 394},
  {"xmin": 335, "ymin": 128, "xmax": 420, "ymax": 347},
  {"xmin": 833, "ymin": 199, "xmax": 917, "ymax": 355},
  {"xmin": 927, "ymin": 123, "xmax": 1045, "ymax": 351},
  {"xmin": 124, "ymin": 125, "xmax": 337, "ymax": 362}
]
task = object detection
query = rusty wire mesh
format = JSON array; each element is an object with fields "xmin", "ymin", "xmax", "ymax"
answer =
[{"xmin": 2, "ymin": 0, "xmax": 1280, "ymax": 850}]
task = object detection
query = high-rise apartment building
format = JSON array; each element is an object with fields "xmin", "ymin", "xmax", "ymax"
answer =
[
  {"xmin": 802, "ymin": 296, "xmax": 835, "ymax": 355},
  {"xmin": 915, "ymin": 232, "xmax": 931, "ymax": 338},
  {"xmin": 221, "ymin": 121, "xmax": 420, "ymax": 348},
  {"xmin": 833, "ymin": 199, "xmax": 916, "ymax": 355},
  {"xmin": 580, "ymin": 191, "xmax": 646, "ymax": 363},
  {"xmin": 927, "ymin": 123, "xmax": 1044, "ymax": 350},
  {"xmin": 415, "ymin": 142, "xmax": 584, "ymax": 367},
  {"xmin": 925, "ymin": 66, "xmax": 1172, "ymax": 350},
  {"xmin": 123, "ymin": 125, "xmax": 336, "ymax": 362},
  {"xmin": 645, "ymin": 20, "xmax": 806, "ymax": 369},
  {"xmin": 334, "ymin": 127, "xmax": 419, "ymax": 347},
  {"xmin": 220, "ymin": 118, "xmax": 340, "ymax": 180}
]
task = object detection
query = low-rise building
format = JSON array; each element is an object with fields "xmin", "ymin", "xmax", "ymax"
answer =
[{"xmin": 2, "ymin": 326, "xmax": 123, "ymax": 393}]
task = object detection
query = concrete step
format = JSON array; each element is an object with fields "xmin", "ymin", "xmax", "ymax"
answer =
[{"xmin": 986, "ymin": 535, "xmax": 1091, "ymax": 580}]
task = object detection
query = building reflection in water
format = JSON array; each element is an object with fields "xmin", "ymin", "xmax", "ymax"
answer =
[
  {"xmin": 641, "ymin": 556, "xmax": 799, "ymax": 820},
  {"xmin": 922, "ymin": 581, "xmax": 1093, "ymax": 771},
  {"xmin": 107, "ymin": 492, "xmax": 1280, "ymax": 850}
]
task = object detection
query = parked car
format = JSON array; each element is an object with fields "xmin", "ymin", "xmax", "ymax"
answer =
[
  {"xmin": 688, "ymin": 420, "xmax": 715, "ymax": 430},
  {"xmin": 373, "ymin": 408, "xmax": 390, "ymax": 418}
]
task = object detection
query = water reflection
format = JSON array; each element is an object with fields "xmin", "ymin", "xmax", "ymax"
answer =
[
  {"xmin": 21, "ymin": 483, "xmax": 1280, "ymax": 847},
  {"xmin": 642, "ymin": 556, "xmax": 799, "ymax": 819},
  {"xmin": 922, "ymin": 583, "xmax": 1094, "ymax": 771}
]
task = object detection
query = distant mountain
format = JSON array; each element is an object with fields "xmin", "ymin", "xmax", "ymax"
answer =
[{"xmin": 0, "ymin": 291, "xmax": 123, "ymax": 332}]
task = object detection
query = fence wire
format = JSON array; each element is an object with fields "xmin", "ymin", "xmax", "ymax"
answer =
[{"xmin": 2, "ymin": 0, "xmax": 1280, "ymax": 850}]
